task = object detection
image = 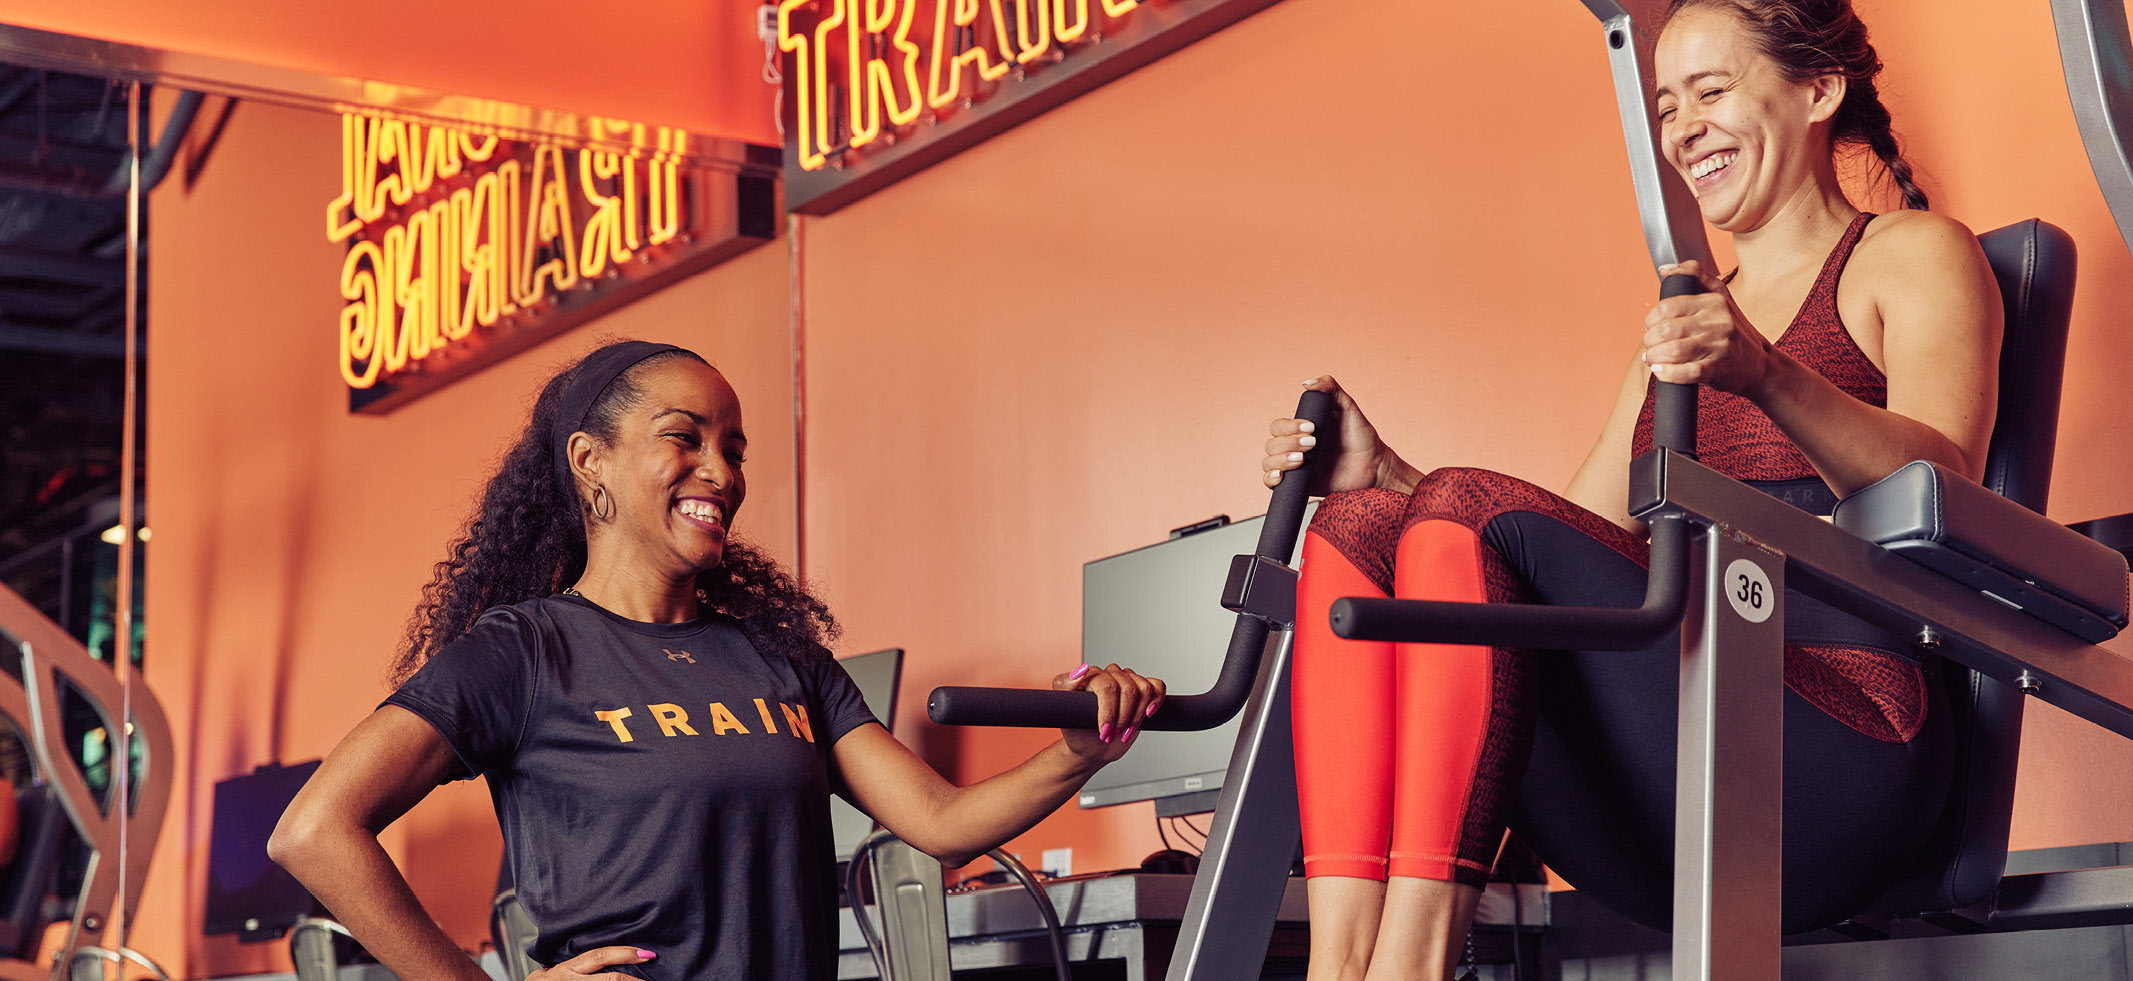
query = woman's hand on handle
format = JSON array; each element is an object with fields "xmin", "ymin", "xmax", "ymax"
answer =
[
  {"xmin": 1054, "ymin": 663, "xmax": 1165, "ymax": 763},
  {"xmin": 527, "ymin": 947, "xmax": 658, "ymax": 981},
  {"xmin": 1262, "ymin": 376, "xmax": 1420, "ymax": 495},
  {"xmin": 1641, "ymin": 261, "xmax": 1778, "ymax": 396},
  {"xmin": 833, "ymin": 664, "xmax": 1168, "ymax": 867}
]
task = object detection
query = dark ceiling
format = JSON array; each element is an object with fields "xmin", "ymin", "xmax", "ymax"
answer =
[{"xmin": 0, "ymin": 64, "xmax": 138, "ymax": 568}]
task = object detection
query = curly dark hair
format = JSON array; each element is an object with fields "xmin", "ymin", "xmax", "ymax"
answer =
[
  {"xmin": 390, "ymin": 343, "xmax": 838, "ymax": 684},
  {"xmin": 1669, "ymin": 0, "xmax": 1930, "ymax": 211}
]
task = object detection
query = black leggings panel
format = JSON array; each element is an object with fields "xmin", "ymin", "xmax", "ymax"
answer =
[{"xmin": 1482, "ymin": 508, "xmax": 1958, "ymax": 933}]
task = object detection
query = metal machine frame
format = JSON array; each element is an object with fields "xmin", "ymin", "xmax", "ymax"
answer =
[
  {"xmin": 2052, "ymin": 0, "xmax": 2133, "ymax": 259},
  {"xmin": 0, "ymin": 587, "xmax": 174, "ymax": 981}
]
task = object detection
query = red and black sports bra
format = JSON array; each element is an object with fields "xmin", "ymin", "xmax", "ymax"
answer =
[{"xmin": 1629, "ymin": 212, "xmax": 1884, "ymax": 514}]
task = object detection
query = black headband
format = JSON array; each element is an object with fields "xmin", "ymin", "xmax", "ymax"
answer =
[{"xmin": 552, "ymin": 341, "xmax": 684, "ymax": 499}]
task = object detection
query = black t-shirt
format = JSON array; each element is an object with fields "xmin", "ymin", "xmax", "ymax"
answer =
[{"xmin": 386, "ymin": 594, "xmax": 877, "ymax": 980}]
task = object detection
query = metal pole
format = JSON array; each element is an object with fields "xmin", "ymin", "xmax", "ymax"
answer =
[
  {"xmin": 1672, "ymin": 529, "xmax": 1785, "ymax": 980},
  {"xmin": 106, "ymin": 78, "xmax": 144, "ymax": 974},
  {"xmin": 788, "ymin": 212, "xmax": 807, "ymax": 581},
  {"xmin": 58, "ymin": 537, "xmax": 73, "ymax": 638},
  {"xmin": 1579, "ymin": 0, "xmax": 1717, "ymax": 273},
  {"xmin": 1165, "ymin": 629, "xmax": 1301, "ymax": 981},
  {"xmin": 2048, "ymin": 0, "xmax": 2133, "ymax": 258}
]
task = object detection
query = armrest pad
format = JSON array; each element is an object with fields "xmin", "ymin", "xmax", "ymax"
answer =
[{"xmin": 1832, "ymin": 461, "xmax": 2128, "ymax": 642}]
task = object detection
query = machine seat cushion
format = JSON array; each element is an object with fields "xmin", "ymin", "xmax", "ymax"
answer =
[{"xmin": 1832, "ymin": 461, "xmax": 2128, "ymax": 642}]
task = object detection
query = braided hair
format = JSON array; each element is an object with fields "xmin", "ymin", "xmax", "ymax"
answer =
[
  {"xmin": 391, "ymin": 343, "xmax": 838, "ymax": 684},
  {"xmin": 1669, "ymin": 0, "xmax": 1929, "ymax": 210}
]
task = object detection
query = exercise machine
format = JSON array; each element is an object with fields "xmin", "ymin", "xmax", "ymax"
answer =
[
  {"xmin": 932, "ymin": 3, "xmax": 2133, "ymax": 981},
  {"xmin": 0, "ymin": 585, "xmax": 175, "ymax": 981}
]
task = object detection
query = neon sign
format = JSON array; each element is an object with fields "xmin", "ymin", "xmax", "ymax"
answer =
[
  {"xmin": 328, "ymin": 116, "xmax": 778, "ymax": 413},
  {"xmin": 777, "ymin": 0, "xmax": 1289, "ymax": 213}
]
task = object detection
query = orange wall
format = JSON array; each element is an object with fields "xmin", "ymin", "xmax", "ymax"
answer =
[
  {"xmin": 2, "ymin": 0, "xmax": 778, "ymax": 145},
  {"xmin": 129, "ymin": 0, "xmax": 2133, "ymax": 976}
]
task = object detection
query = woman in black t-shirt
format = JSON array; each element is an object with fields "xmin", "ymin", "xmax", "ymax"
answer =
[{"xmin": 271, "ymin": 341, "xmax": 1165, "ymax": 981}]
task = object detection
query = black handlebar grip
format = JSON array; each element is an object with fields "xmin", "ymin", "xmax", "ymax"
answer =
[
  {"xmin": 928, "ymin": 389, "xmax": 1340, "ymax": 732},
  {"xmin": 1653, "ymin": 273, "xmax": 1704, "ymax": 459},
  {"xmin": 925, "ymin": 687, "xmax": 1103, "ymax": 730},
  {"xmin": 1325, "ymin": 276, "xmax": 1709, "ymax": 656},
  {"xmin": 1658, "ymin": 272, "xmax": 1704, "ymax": 298},
  {"xmin": 1330, "ymin": 512, "xmax": 1691, "ymax": 649},
  {"xmin": 1257, "ymin": 388, "xmax": 1338, "ymax": 563}
]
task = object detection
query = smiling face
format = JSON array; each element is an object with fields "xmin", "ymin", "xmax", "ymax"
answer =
[
  {"xmin": 1654, "ymin": 3, "xmax": 1840, "ymax": 231},
  {"xmin": 580, "ymin": 357, "xmax": 748, "ymax": 581}
]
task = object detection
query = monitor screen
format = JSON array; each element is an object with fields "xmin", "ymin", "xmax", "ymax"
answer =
[
  {"xmin": 831, "ymin": 648, "xmax": 903, "ymax": 862},
  {"xmin": 204, "ymin": 760, "xmax": 324, "ymax": 940},
  {"xmin": 1074, "ymin": 508, "xmax": 1311, "ymax": 811}
]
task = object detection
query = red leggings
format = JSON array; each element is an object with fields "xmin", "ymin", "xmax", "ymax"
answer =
[
  {"xmin": 1292, "ymin": 469, "xmax": 1943, "ymax": 920},
  {"xmin": 1292, "ymin": 480, "xmax": 1541, "ymax": 889}
]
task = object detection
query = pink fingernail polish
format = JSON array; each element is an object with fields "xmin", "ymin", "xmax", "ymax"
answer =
[
  {"xmin": 636, "ymin": 950, "xmax": 657, "ymax": 959},
  {"xmin": 1069, "ymin": 663, "xmax": 1092, "ymax": 681},
  {"xmin": 1099, "ymin": 723, "xmax": 1113, "ymax": 742},
  {"xmin": 1123, "ymin": 725, "xmax": 1140, "ymax": 742},
  {"xmin": 1145, "ymin": 703, "xmax": 1158, "ymax": 718}
]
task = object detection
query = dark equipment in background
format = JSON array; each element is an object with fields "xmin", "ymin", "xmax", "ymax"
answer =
[
  {"xmin": 832, "ymin": 648, "xmax": 905, "ymax": 865},
  {"xmin": 203, "ymin": 760, "xmax": 326, "ymax": 942},
  {"xmin": 1074, "ymin": 511, "xmax": 1312, "ymax": 816}
]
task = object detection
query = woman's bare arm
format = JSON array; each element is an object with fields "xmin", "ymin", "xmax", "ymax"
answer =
[
  {"xmin": 1757, "ymin": 214, "xmax": 2001, "ymax": 493},
  {"xmin": 272, "ymin": 708, "xmax": 656, "ymax": 981},
  {"xmin": 268, "ymin": 707, "xmax": 494, "ymax": 981},
  {"xmin": 830, "ymin": 665, "xmax": 1162, "ymax": 868},
  {"xmin": 830, "ymin": 725, "xmax": 1098, "ymax": 868},
  {"xmin": 1644, "ymin": 213, "xmax": 2001, "ymax": 497}
]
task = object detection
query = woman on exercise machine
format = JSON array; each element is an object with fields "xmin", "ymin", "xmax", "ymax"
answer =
[
  {"xmin": 272, "ymin": 341, "xmax": 1166, "ymax": 981},
  {"xmin": 1261, "ymin": 1, "xmax": 2001, "ymax": 978}
]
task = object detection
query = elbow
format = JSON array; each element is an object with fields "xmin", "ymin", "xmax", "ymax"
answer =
[
  {"xmin": 1932, "ymin": 419, "xmax": 1991, "ymax": 485},
  {"xmin": 887, "ymin": 831, "xmax": 975, "ymax": 869},
  {"xmin": 265, "ymin": 817, "xmax": 302, "ymax": 872},
  {"xmin": 1956, "ymin": 443, "xmax": 1991, "ymax": 485},
  {"xmin": 267, "ymin": 807, "xmax": 328, "ymax": 878}
]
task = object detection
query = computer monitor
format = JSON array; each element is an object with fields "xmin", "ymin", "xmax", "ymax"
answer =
[
  {"xmin": 1073, "ymin": 507, "xmax": 1312, "ymax": 813},
  {"xmin": 831, "ymin": 648, "xmax": 904, "ymax": 862},
  {"xmin": 204, "ymin": 760, "xmax": 326, "ymax": 940}
]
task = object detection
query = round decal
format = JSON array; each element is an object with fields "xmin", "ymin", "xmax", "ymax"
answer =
[{"xmin": 1724, "ymin": 558, "xmax": 1774, "ymax": 623}]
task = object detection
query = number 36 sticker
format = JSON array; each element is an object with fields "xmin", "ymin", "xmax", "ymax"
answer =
[{"xmin": 1725, "ymin": 558, "xmax": 1774, "ymax": 623}]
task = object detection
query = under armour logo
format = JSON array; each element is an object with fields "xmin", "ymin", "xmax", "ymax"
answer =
[{"xmin": 663, "ymin": 648, "xmax": 697, "ymax": 664}]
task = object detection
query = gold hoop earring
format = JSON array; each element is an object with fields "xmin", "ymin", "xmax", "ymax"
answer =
[{"xmin": 592, "ymin": 484, "xmax": 615, "ymax": 522}]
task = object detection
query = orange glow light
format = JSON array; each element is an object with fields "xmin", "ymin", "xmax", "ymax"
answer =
[
  {"xmin": 782, "ymin": 0, "xmax": 1149, "ymax": 171},
  {"xmin": 648, "ymin": 128, "xmax": 686, "ymax": 247},
  {"xmin": 811, "ymin": 0, "xmax": 851, "ymax": 173},
  {"xmin": 333, "ymin": 115, "xmax": 698, "ymax": 392},
  {"xmin": 579, "ymin": 150, "xmax": 638, "ymax": 277},
  {"xmin": 848, "ymin": 0, "xmax": 924, "ymax": 148},
  {"xmin": 1053, "ymin": 0, "xmax": 1089, "ymax": 45},
  {"xmin": 514, "ymin": 145, "xmax": 578, "ymax": 306},
  {"xmin": 778, "ymin": 0, "xmax": 829, "ymax": 171},
  {"xmin": 927, "ymin": 0, "xmax": 1013, "ymax": 111},
  {"xmin": 1012, "ymin": 0, "xmax": 1053, "ymax": 64}
]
